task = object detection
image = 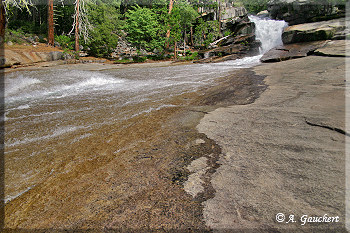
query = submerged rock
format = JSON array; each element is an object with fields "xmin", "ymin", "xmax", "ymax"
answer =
[{"xmin": 282, "ymin": 18, "xmax": 347, "ymax": 44}]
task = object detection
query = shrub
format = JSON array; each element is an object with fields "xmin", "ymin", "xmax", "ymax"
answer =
[
  {"xmin": 132, "ymin": 56, "xmax": 147, "ymax": 63},
  {"xmin": 55, "ymin": 35, "xmax": 74, "ymax": 50}
]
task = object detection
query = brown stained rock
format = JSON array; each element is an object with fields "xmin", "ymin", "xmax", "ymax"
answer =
[
  {"xmin": 21, "ymin": 51, "xmax": 43, "ymax": 63},
  {"xmin": 260, "ymin": 41, "xmax": 327, "ymax": 63},
  {"xmin": 1, "ymin": 44, "xmax": 66, "ymax": 68}
]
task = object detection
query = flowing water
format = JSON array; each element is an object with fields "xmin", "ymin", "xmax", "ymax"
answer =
[
  {"xmin": 249, "ymin": 15, "xmax": 288, "ymax": 54},
  {"xmin": 4, "ymin": 16, "xmax": 287, "ymax": 204}
]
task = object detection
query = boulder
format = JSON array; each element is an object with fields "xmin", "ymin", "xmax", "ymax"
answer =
[
  {"xmin": 282, "ymin": 18, "xmax": 347, "ymax": 44},
  {"xmin": 267, "ymin": 0, "xmax": 345, "ymax": 25},
  {"xmin": 221, "ymin": 7, "xmax": 247, "ymax": 21},
  {"xmin": 198, "ymin": 34, "xmax": 260, "ymax": 59},
  {"xmin": 224, "ymin": 15, "xmax": 255, "ymax": 36},
  {"xmin": 257, "ymin": 10, "xmax": 269, "ymax": 18},
  {"xmin": 260, "ymin": 40, "xmax": 327, "ymax": 62}
]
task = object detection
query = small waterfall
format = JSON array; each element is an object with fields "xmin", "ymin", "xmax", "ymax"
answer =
[{"xmin": 249, "ymin": 15, "xmax": 288, "ymax": 54}]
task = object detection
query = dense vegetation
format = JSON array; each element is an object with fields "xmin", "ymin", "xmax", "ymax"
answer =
[{"xmin": 3, "ymin": 0, "xmax": 347, "ymax": 59}]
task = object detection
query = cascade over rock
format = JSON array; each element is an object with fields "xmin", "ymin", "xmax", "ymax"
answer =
[
  {"xmin": 267, "ymin": 0, "xmax": 345, "ymax": 25},
  {"xmin": 261, "ymin": 17, "xmax": 348, "ymax": 63},
  {"xmin": 198, "ymin": 16, "xmax": 288, "ymax": 63}
]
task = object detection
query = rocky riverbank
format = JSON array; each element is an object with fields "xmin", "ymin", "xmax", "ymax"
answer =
[{"xmin": 196, "ymin": 43, "xmax": 347, "ymax": 231}]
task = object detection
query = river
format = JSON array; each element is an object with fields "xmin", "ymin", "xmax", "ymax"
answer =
[
  {"xmin": 4, "ymin": 16, "xmax": 288, "ymax": 229},
  {"xmin": 5, "ymin": 57, "xmax": 264, "ymax": 203}
]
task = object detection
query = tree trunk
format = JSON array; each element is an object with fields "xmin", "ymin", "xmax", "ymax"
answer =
[
  {"xmin": 174, "ymin": 41, "xmax": 177, "ymax": 60},
  {"xmin": 0, "ymin": 0, "xmax": 5, "ymax": 45},
  {"xmin": 48, "ymin": 0, "xmax": 54, "ymax": 46},
  {"xmin": 218, "ymin": 0, "xmax": 222, "ymax": 36},
  {"xmin": 183, "ymin": 30, "xmax": 186, "ymax": 56},
  {"xmin": 75, "ymin": 0, "xmax": 80, "ymax": 52},
  {"xmin": 190, "ymin": 26, "xmax": 193, "ymax": 46},
  {"xmin": 165, "ymin": 0, "xmax": 174, "ymax": 49}
]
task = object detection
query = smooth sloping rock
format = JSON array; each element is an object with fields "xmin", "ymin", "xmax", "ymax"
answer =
[
  {"xmin": 268, "ymin": 0, "xmax": 345, "ymax": 25},
  {"xmin": 198, "ymin": 55, "xmax": 346, "ymax": 231},
  {"xmin": 314, "ymin": 40, "xmax": 350, "ymax": 57},
  {"xmin": 260, "ymin": 40, "xmax": 327, "ymax": 62},
  {"xmin": 1, "ymin": 50, "xmax": 64, "ymax": 68},
  {"xmin": 282, "ymin": 18, "xmax": 347, "ymax": 44}
]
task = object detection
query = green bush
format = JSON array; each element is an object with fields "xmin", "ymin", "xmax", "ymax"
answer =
[
  {"xmin": 86, "ymin": 1, "xmax": 120, "ymax": 58},
  {"xmin": 238, "ymin": 0, "xmax": 269, "ymax": 14},
  {"xmin": 132, "ymin": 56, "xmax": 147, "ymax": 63},
  {"xmin": 55, "ymin": 35, "xmax": 74, "ymax": 50},
  {"xmin": 179, "ymin": 51, "xmax": 199, "ymax": 61},
  {"xmin": 147, "ymin": 54, "xmax": 167, "ymax": 61},
  {"xmin": 5, "ymin": 29, "xmax": 27, "ymax": 44},
  {"xmin": 194, "ymin": 19, "xmax": 220, "ymax": 48},
  {"xmin": 124, "ymin": 6, "xmax": 165, "ymax": 52}
]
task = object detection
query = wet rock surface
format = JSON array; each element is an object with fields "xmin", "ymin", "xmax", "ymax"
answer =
[
  {"xmin": 4, "ymin": 63, "xmax": 265, "ymax": 231},
  {"xmin": 260, "ymin": 40, "xmax": 327, "ymax": 62}
]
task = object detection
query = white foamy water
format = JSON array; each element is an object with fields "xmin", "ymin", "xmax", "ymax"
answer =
[
  {"xmin": 5, "ymin": 76, "xmax": 42, "ymax": 96},
  {"xmin": 249, "ymin": 15, "xmax": 288, "ymax": 54}
]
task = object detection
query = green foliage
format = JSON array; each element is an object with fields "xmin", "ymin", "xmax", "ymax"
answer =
[
  {"xmin": 175, "ymin": 1, "xmax": 198, "ymax": 28},
  {"xmin": 5, "ymin": 29, "xmax": 26, "ymax": 44},
  {"xmin": 147, "ymin": 54, "xmax": 170, "ymax": 61},
  {"xmin": 223, "ymin": 30, "xmax": 231, "ymax": 37},
  {"xmin": 165, "ymin": 1, "xmax": 198, "ymax": 50},
  {"xmin": 62, "ymin": 48, "xmax": 80, "ymax": 60},
  {"xmin": 124, "ymin": 5, "xmax": 165, "ymax": 52},
  {"xmin": 132, "ymin": 56, "xmax": 147, "ymax": 62},
  {"xmin": 7, "ymin": 5, "xmax": 48, "ymax": 35},
  {"xmin": 239, "ymin": 0, "xmax": 269, "ymax": 14},
  {"xmin": 85, "ymin": 1, "xmax": 120, "ymax": 58},
  {"xmin": 194, "ymin": 19, "xmax": 220, "ymax": 48},
  {"xmin": 54, "ymin": 5, "xmax": 76, "ymax": 35},
  {"xmin": 185, "ymin": 51, "xmax": 199, "ymax": 60},
  {"xmin": 189, "ymin": 0, "xmax": 218, "ymax": 9},
  {"xmin": 114, "ymin": 58, "xmax": 133, "ymax": 64},
  {"xmin": 114, "ymin": 56, "xmax": 147, "ymax": 64},
  {"xmin": 55, "ymin": 35, "xmax": 74, "ymax": 50}
]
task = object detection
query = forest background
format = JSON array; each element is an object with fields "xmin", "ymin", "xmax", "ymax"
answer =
[{"xmin": 1, "ymin": 0, "xmax": 347, "ymax": 59}]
